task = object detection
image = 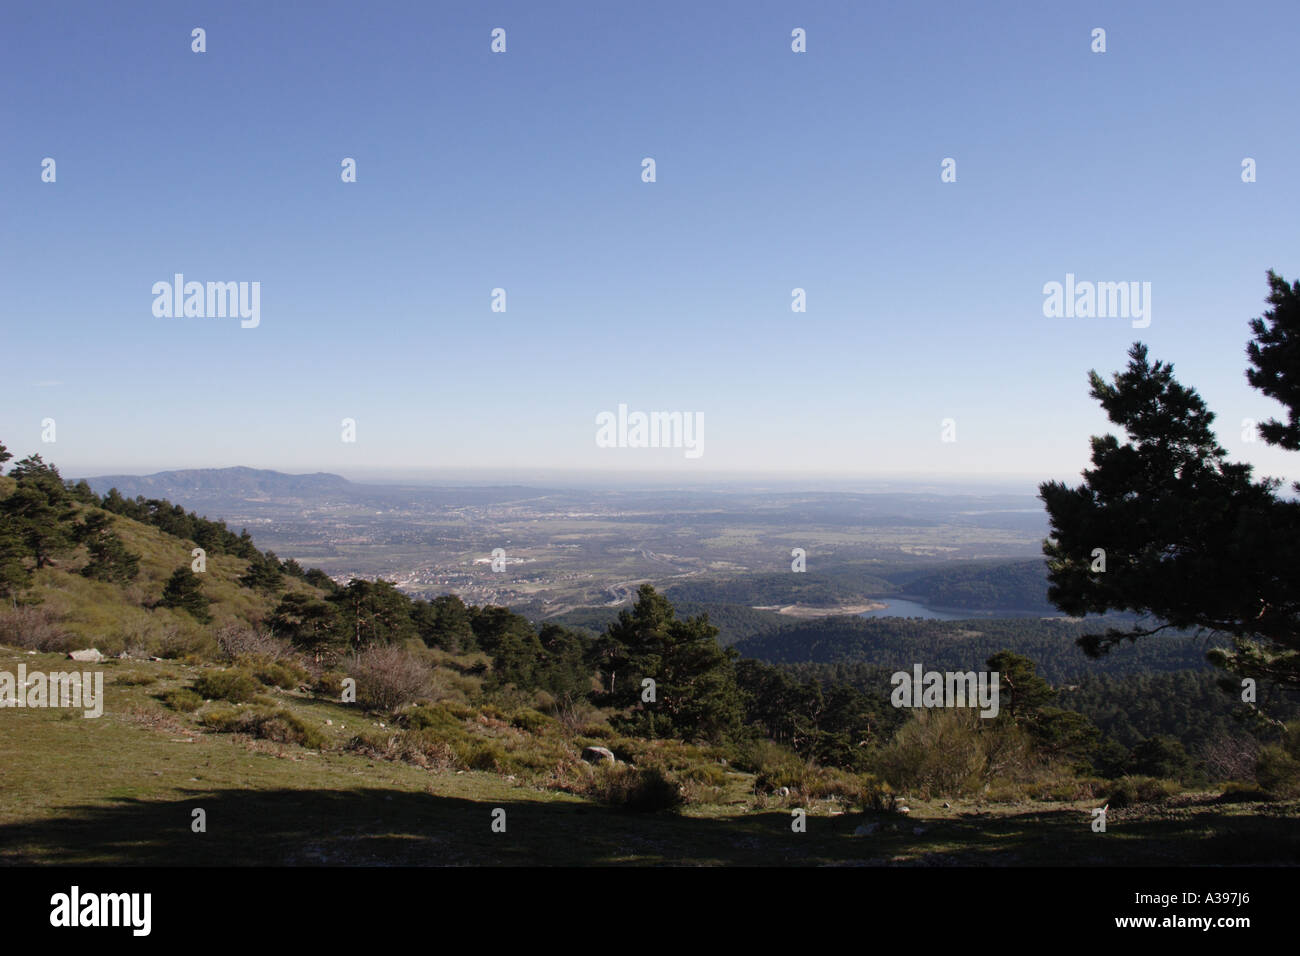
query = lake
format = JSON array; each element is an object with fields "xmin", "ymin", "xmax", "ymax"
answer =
[
  {"xmin": 859, "ymin": 599, "xmax": 970, "ymax": 620},
  {"xmin": 859, "ymin": 599, "xmax": 1050, "ymax": 620}
]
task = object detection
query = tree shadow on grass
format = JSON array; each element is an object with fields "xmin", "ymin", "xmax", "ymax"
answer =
[{"xmin": 2, "ymin": 789, "xmax": 1293, "ymax": 866}]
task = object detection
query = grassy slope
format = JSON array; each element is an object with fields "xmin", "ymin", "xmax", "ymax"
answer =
[
  {"xmin": 20, "ymin": 503, "xmax": 318, "ymax": 649},
  {"xmin": 3, "ymin": 647, "xmax": 1297, "ymax": 866}
]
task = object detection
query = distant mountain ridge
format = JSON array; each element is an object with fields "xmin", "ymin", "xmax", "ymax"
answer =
[{"xmin": 81, "ymin": 467, "xmax": 355, "ymax": 501}]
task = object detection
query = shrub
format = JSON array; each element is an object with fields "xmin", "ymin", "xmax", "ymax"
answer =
[
  {"xmin": 1107, "ymin": 775, "xmax": 1180, "ymax": 808},
  {"xmin": 1256, "ymin": 740, "xmax": 1300, "ymax": 797},
  {"xmin": 313, "ymin": 670, "xmax": 347, "ymax": 697},
  {"xmin": 588, "ymin": 763, "xmax": 684, "ymax": 813},
  {"xmin": 873, "ymin": 709, "xmax": 990, "ymax": 798},
  {"xmin": 346, "ymin": 645, "xmax": 431, "ymax": 712},
  {"xmin": 439, "ymin": 700, "xmax": 478, "ymax": 721},
  {"xmin": 345, "ymin": 729, "xmax": 456, "ymax": 769},
  {"xmin": 155, "ymin": 625, "xmax": 213, "ymax": 660},
  {"xmin": 1217, "ymin": 782, "xmax": 1275, "ymax": 803},
  {"xmin": 402, "ymin": 703, "xmax": 465, "ymax": 735},
  {"xmin": 199, "ymin": 706, "xmax": 326, "ymax": 748},
  {"xmin": 192, "ymin": 669, "xmax": 261, "ymax": 703},
  {"xmin": 114, "ymin": 673, "xmax": 158, "ymax": 687},
  {"xmin": 859, "ymin": 776, "xmax": 897, "ymax": 813},
  {"xmin": 215, "ymin": 624, "xmax": 290, "ymax": 662},
  {"xmin": 455, "ymin": 739, "xmax": 510, "ymax": 772},
  {"xmin": 731, "ymin": 738, "xmax": 799, "ymax": 776},
  {"xmin": 0, "ymin": 605, "xmax": 74, "ymax": 652},
  {"xmin": 245, "ymin": 655, "xmax": 310, "ymax": 690},
  {"xmin": 1199, "ymin": 733, "xmax": 1261, "ymax": 783},
  {"xmin": 160, "ymin": 688, "xmax": 203, "ymax": 713},
  {"xmin": 511, "ymin": 708, "xmax": 555, "ymax": 734}
]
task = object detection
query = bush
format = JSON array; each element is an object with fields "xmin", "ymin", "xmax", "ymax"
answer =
[
  {"xmin": 731, "ymin": 738, "xmax": 799, "ymax": 776},
  {"xmin": 402, "ymin": 703, "xmax": 465, "ymax": 735},
  {"xmin": 1217, "ymin": 782, "xmax": 1275, "ymax": 803},
  {"xmin": 873, "ymin": 709, "xmax": 992, "ymax": 798},
  {"xmin": 199, "ymin": 706, "xmax": 326, "ymax": 748},
  {"xmin": 455, "ymin": 739, "xmax": 510, "ymax": 772},
  {"xmin": 511, "ymin": 708, "xmax": 556, "ymax": 734},
  {"xmin": 588, "ymin": 763, "xmax": 684, "ymax": 813},
  {"xmin": 160, "ymin": 688, "xmax": 203, "ymax": 713},
  {"xmin": 346, "ymin": 645, "xmax": 431, "ymax": 712},
  {"xmin": 313, "ymin": 670, "xmax": 347, "ymax": 697},
  {"xmin": 215, "ymin": 624, "xmax": 290, "ymax": 662},
  {"xmin": 0, "ymin": 605, "xmax": 74, "ymax": 652},
  {"xmin": 192, "ymin": 669, "xmax": 261, "ymax": 703},
  {"xmin": 1256, "ymin": 741, "xmax": 1300, "ymax": 797},
  {"xmin": 345, "ymin": 728, "xmax": 456, "ymax": 769},
  {"xmin": 114, "ymin": 672, "xmax": 158, "ymax": 687},
  {"xmin": 1107, "ymin": 775, "xmax": 1180, "ymax": 808},
  {"xmin": 245, "ymin": 655, "xmax": 310, "ymax": 690}
]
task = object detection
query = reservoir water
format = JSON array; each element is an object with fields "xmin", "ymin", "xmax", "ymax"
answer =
[
  {"xmin": 858, "ymin": 599, "xmax": 969, "ymax": 620},
  {"xmin": 857, "ymin": 599, "xmax": 1051, "ymax": 620}
]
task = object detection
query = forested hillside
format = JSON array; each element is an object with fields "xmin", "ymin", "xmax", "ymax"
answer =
[
  {"xmin": 884, "ymin": 559, "xmax": 1054, "ymax": 612},
  {"xmin": 733, "ymin": 614, "xmax": 1209, "ymax": 682}
]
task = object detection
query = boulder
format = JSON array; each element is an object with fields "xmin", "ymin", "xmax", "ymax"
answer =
[
  {"xmin": 854, "ymin": 823, "xmax": 881, "ymax": 836},
  {"xmin": 582, "ymin": 745, "xmax": 616, "ymax": 765},
  {"xmin": 67, "ymin": 649, "xmax": 105, "ymax": 663}
]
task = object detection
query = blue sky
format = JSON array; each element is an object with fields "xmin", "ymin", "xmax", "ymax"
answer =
[{"xmin": 3, "ymin": 0, "xmax": 1298, "ymax": 489}]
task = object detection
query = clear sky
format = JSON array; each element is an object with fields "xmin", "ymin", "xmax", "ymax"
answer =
[{"xmin": 3, "ymin": 0, "xmax": 1298, "ymax": 488}]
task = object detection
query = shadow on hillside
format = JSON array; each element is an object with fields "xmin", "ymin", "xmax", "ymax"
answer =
[{"xmin": 2, "ymin": 788, "xmax": 1294, "ymax": 866}]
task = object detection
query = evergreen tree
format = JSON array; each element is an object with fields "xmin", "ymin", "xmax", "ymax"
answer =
[
  {"xmin": 328, "ymin": 578, "xmax": 415, "ymax": 650},
  {"xmin": 1041, "ymin": 277, "xmax": 1300, "ymax": 688},
  {"xmin": 76, "ymin": 511, "xmax": 140, "ymax": 583},
  {"xmin": 160, "ymin": 566, "xmax": 211, "ymax": 623},
  {"xmin": 304, "ymin": 568, "xmax": 338, "ymax": 593},
  {"xmin": 270, "ymin": 592, "xmax": 343, "ymax": 662},
  {"xmin": 596, "ymin": 585, "xmax": 742, "ymax": 742},
  {"xmin": 1, "ymin": 455, "xmax": 77, "ymax": 568},
  {"xmin": 239, "ymin": 552, "xmax": 285, "ymax": 592},
  {"xmin": 412, "ymin": 594, "xmax": 476, "ymax": 651}
]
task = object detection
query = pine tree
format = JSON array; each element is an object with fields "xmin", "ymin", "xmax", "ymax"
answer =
[
  {"xmin": 1, "ymin": 455, "xmax": 77, "ymax": 568},
  {"xmin": 596, "ymin": 585, "xmax": 742, "ymax": 742},
  {"xmin": 77, "ymin": 511, "xmax": 140, "ymax": 584},
  {"xmin": 160, "ymin": 566, "xmax": 211, "ymax": 623},
  {"xmin": 1040, "ymin": 273, "xmax": 1300, "ymax": 687}
]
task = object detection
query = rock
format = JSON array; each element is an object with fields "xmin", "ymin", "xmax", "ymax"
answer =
[
  {"xmin": 912, "ymin": 826, "xmax": 926, "ymax": 836},
  {"xmin": 67, "ymin": 648, "xmax": 105, "ymax": 663},
  {"xmin": 898, "ymin": 806, "xmax": 911, "ymax": 815},
  {"xmin": 325, "ymin": 719, "xmax": 333, "ymax": 726},
  {"xmin": 778, "ymin": 786, "xmax": 791, "ymax": 797},
  {"xmin": 854, "ymin": 823, "xmax": 881, "ymax": 836},
  {"xmin": 942, "ymin": 802, "xmax": 951, "ymax": 809},
  {"xmin": 582, "ymin": 745, "xmax": 616, "ymax": 765}
]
